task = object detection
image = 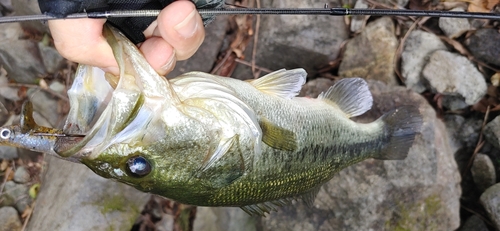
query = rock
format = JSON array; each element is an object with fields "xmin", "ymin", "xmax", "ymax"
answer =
[
  {"xmin": 49, "ymin": 81, "xmax": 66, "ymax": 93},
  {"xmin": 483, "ymin": 115, "xmax": 500, "ymax": 150},
  {"xmin": 0, "ymin": 0, "xmax": 13, "ymax": 12},
  {"xmin": 438, "ymin": 8, "xmax": 471, "ymax": 38},
  {"xmin": 38, "ymin": 41, "xmax": 65, "ymax": 74},
  {"xmin": 422, "ymin": 50, "xmax": 486, "ymax": 105},
  {"xmin": 11, "ymin": 0, "xmax": 49, "ymax": 34},
  {"xmin": 443, "ymin": 115, "xmax": 482, "ymax": 171},
  {"xmin": 0, "ymin": 146, "xmax": 18, "ymax": 159},
  {"xmin": 350, "ymin": 0, "xmax": 369, "ymax": 33},
  {"xmin": 441, "ymin": 95, "xmax": 469, "ymax": 110},
  {"xmin": 233, "ymin": 0, "xmax": 348, "ymax": 79},
  {"xmin": 480, "ymin": 183, "xmax": 500, "ymax": 231},
  {"xmin": 13, "ymin": 166, "xmax": 30, "ymax": 184},
  {"xmin": 0, "ymin": 23, "xmax": 46, "ymax": 84},
  {"xmin": 194, "ymin": 207, "xmax": 258, "ymax": 231},
  {"xmin": 1, "ymin": 181, "xmax": 32, "ymax": 213},
  {"xmin": 0, "ymin": 74, "xmax": 21, "ymax": 101},
  {"xmin": 339, "ymin": 17, "xmax": 398, "ymax": 85},
  {"xmin": 471, "ymin": 154, "xmax": 497, "ymax": 192},
  {"xmin": 0, "ymin": 206, "xmax": 22, "ymax": 231},
  {"xmin": 194, "ymin": 79, "xmax": 461, "ymax": 230},
  {"xmin": 458, "ymin": 215, "xmax": 488, "ymax": 231},
  {"xmin": 299, "ymin": 77, "xmax": 335, "ymax": 97},
  {"xmin": 26, "ymin": 156, "xmax": 150, "ymax": 231},
  {"xmin": 401, "ymin": 30, "xmax": 447, "ymax": 93},
  {"xmin": 465, "ymin": 28, "xmax": 500, "ymax": 66},
  {"xmin": 28, "ymin": 90, "xmax": 61, "ymax": 127},
  {"xmin": 168, "ymin": 15, "xmax": 228, "ymax": 78}
]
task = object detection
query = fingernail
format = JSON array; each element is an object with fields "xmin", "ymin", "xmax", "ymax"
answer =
[
  {"xmin": 174, "ymin": 9, "xmax": 198, "ymax": 38},
  {"xmin": 160, "ymin": 52, "xmax": 176, "ymax": 73},
  {"xmin": 102, "ymin": 66, "xmax": 120, "ymax": 75}
]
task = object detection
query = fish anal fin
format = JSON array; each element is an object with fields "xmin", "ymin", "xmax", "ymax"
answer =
[
  {"xmin": 259, "ymin": 118, "xmax": 297, "ymax": 151},
  {"xmin": 240, "ymin": 198, "xmax": 293, "ymax": 216},
  {"xmin": 20, "ymin": 101, "xmax": 38, "ymax": 132},
  {"xmin": 319, "ymin": 78, "xmax": 373, "ymax": 117},
  {"xmin": 300, "ymin": 186, "xmax": 322, "ymax": 207},
  {"xmin": 250, "ymin": 69, "xmax": 307, "ymax": 99}
]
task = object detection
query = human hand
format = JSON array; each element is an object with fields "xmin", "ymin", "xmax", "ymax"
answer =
[{"xmin": 47, "ymin": 0, "xmax": 205, "ymax": 76}]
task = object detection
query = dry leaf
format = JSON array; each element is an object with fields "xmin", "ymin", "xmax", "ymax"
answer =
[
  {"xmin": 468, "ymin": 0, "xmax": 500, "ymax": 12},
  {"xmin": 39, "ymin": 79, "xmax": 48, "ymax": 89},
  {"xmin": 491, "ymin": 72, "xmax": 500, "ymax": 87},
  {"xmin": 0, "ymin": 160, "xmax": 8, "ymax": 171}
]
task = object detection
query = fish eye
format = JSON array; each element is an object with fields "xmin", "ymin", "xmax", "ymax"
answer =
[
  {"xmin": 126, "ymin": 156, "xmax": 151, "ymax": 177},
  {"xmin": 0, "ymin": 129, "xmax": 11, "ymax": 140}
]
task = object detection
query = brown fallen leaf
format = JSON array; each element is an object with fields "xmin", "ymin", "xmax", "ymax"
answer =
[{"xmin": 467, "ymin": 0, "xmax": 500, "ymax": 12}]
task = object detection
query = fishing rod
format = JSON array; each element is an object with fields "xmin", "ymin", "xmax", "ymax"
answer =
[{"xmin": 0, "ymin": 7, "xmax": 499, "ymax": 23}]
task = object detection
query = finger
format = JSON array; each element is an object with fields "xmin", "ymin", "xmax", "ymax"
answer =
[
  {"xmin": 48, "ymin": 19, "xmax": 119, "ymax": 75},
  {"xmin": 154, "ymin": 0, "xmax": 205, "ymax": 60},
  {"xmin": 139, "ymin": 37, "xmax": 176, "ymax": 76}
]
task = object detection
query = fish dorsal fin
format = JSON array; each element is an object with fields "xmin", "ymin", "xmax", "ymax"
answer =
[
  {"xmin": 20, "ymin": 101, "xmax": 38, "ymax": 133},
  {"xmin": 319, "ymin": 77, "xmax": 373, "ymax": 117},
  {"xmin": 240, "ymin": 198, "xmax": 293, "ymax": 216},
  {"xmin": 259, "ymin": 117, "xmax": 297, "ymax": 151},
  {"xmin": 249, "ymin": 69, "xmax": 307, "ymax": 99}
]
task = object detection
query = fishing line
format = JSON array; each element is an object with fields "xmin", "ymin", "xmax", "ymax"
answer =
[{"xmin": 0, "ymin": 7, "xmax": 499, "ymax": 23}]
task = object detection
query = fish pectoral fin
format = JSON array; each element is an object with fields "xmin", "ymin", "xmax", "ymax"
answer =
[
  {"xmin": 319, "ymin": 78, "xmax": 373, "ymax": 117},
  {"xmin": 260, "ymin": 118, "xmax": 297, "ymax": 151},
  {"xmin": 249, "ymin": 69, "xmax": 307, "ymax": 99},
  {"xmin": 20, "ymin": 101, "xmax": 38, "ymax": 133},
  {"xmin": 240, "ymin": 198, "xmax": 293, "ymax": 216}
]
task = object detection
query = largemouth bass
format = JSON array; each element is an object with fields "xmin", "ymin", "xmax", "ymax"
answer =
[{"xmin": 0, "ymin": 25, "xmax": 422, "ymax": 215}]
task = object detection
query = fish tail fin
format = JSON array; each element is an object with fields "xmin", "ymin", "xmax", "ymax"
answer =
[{"xmin": 375, "ymin": 106, "xmax": 423, "ymax": 160}]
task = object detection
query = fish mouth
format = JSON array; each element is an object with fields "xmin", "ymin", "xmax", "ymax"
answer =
[{"xmin": 54, "ymin": 25, "xmax": 176, "ymax": 160}]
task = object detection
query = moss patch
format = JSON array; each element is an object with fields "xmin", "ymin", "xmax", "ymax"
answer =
[{"xmin": 385, "ymin": 195, "xmax": 443, "ymax": 231}]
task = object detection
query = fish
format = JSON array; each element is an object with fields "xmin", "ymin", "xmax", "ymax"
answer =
[{"xmin": 0, "ymin": 25, "xmax": 422, "ymax": 216}]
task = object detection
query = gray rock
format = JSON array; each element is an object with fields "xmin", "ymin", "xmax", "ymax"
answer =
[
  {"xmin": 0, "ymin": 146, "xmax": 18, "ymax": 159},
  {"xmin": 438, "ymin": 8, "xmax": 471, "ymax": 38},
  {"xmin": 465, "ymin": 28, "xmax": 500, "ymax": 66},
  {"xmin": 350, "ymin": 0, "xmax": 369, "ymax": 33},
  {"xmin": 13, "ymin": 166, "xmax": 30, "ymax": 184},
  {"xmin": 11, "ymin": 0, "xmax": 49, "ymax": 34},
  {"xmin": 0, "ymin": 74, "xmax": 21, "ymax": 101},
  {"xmin": 444, "ymin": 115, "xmax": 482, "ymax": 171},
  {"xmin": 233, "ymin": 0, "xmax": 348, "ymax": 79},
  {"xmin": 0, "ymin": 23, "xmax": 46, "ymax": 84},
  {"xmin": 38, "ymin": 41, "xmax": 65, "ymax": 74},
  {"xmin": 441, "ymin": 95, "xmax": 469, "ymax": 111},
  {"xmin": 0, "ymin": 0, "xmax": 13, "ymax": 12},
  {"xmin": 480, "ymin": 183, "xmax": 500, "ymax": 231},
  {"xmin": 194, "ymin": 79, "xmax": 461, "ymax": 231},
  {"xmin": 471, "ymin": 153, "xmax": 496, "ymax": 192},
  {"xmin": 26, "ymin": 155, "xmax": 150, "ymax": 231},
  {"xmin": 422, "ymin": 50, "xmax": 486, "ymax": 105},
  {"xmin": 0, "ymin": 206, "xmax": 22, "ymax": 231},
  {"xmin": 168, "ymin": 15, "xmax": 228, "ymax": 78},
  {"xmin": 484, "ymin": 115, "xmax": 500, "ymax": 150},
  {"xmin": 1, "ymin": 181, "xmax": 32, "ymax": 213},
  {"xmin": 458, "ymin": 215, "xmax": 488, "ymax": 231},
  {"xmin": 49, "ymin": 81, "xmax": 66, "ymax": 93},
  {"xmin": 401, "ymin": 30, "xmax": 447, "ymax": 93},
  {"xmin": 339, "ymin": 17, "xmax": 398, "ymax": 85},
  {"xmin": 28, "ymin": 90, "xmax": 61, "ymax": 127}
]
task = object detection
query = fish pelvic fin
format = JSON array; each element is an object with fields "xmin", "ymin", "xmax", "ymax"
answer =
[
  {"xmin": 240, "ymin": 198, "xmax": 293, "ymax": 216},
  {"xmin": 249, "ymin": 69, "xmax": 307, "ymax": 99},
  {"xmin": 376, "ymin": 106, "xmax": 423, "ymax": 160},
  {"xmin": 319, "ymin": 77, "xmax": 373, "ymax": 117},
  {"xmin": 239, "ymin": 186, "xmax": 321, "ymax": 216}
]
